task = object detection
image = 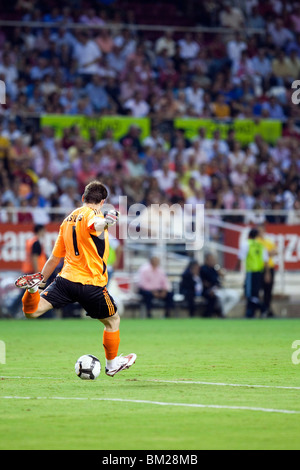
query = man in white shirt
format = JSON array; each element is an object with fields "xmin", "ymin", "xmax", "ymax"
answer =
[
  {"xmin": 220, "ymin": 2, "xmax": 245, "ymax": 29},
  {"xmin": 124, "ymin": 91, "xmax": 150, "ymax": 117},
  {"xmin": 153, "ymin": 161, "xmax": 177, "ymax": 193},
  {"xmin": 185, "ymin": 79, "xmax": 204, "ymax": 115},
  {"xmin": 155, "ymin": 30, "xmax": 176, "ymax": 58},
  {"xmin": 113, "ymin": 29, "xmax": 136, "ymax": 60},
  {"xmin": 268, "ymin": 18, "xmax": 294, "ymax": 49},
  {"xmin": 178, "ymin": 33, "xmax": 200, "ymax": 60},
  {"xmin": 0, "ymin": 52, "xmax": 18, "ymax": 84},
  {"xmin": 227, "ymin": 32, "xmax": 247, "ymax": 69},
  {"xmin": 142, "ymin": 127, "xmax": 166, "ymax": 149},
  {"xmin": 73, "ymin": 32, "xmax": 101, "ymax": 78}
]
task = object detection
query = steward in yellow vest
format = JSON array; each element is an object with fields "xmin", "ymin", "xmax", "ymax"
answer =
[{"xmin": 238, "ymin": 228, "xmax": 270, "ymax": 318}]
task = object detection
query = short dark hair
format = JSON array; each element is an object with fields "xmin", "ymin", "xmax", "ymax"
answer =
[
  {"xmin": 83, "ymin": 181, "xmax": 108, "ymax": 204},
  {"xmin": 34, "ymin": 224, "xmax": 45, "ymax": 234},
  {"xmin": 248, "ymin": 228, "xmax": 259, "ymax": 239}
]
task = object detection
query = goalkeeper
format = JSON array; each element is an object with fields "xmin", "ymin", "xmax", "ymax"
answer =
[{"xmin": 15, "ymin": 181, "xmax": 136, "ymax": 377}]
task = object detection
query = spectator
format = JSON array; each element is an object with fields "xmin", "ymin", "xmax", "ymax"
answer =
[
  {"xmin": 246, "ymin": 6, "xmax": 265, "ymax": 29},
  {"xmin": 185, "ymin": 78, "xmax": 204, "ymax": 115},
  {"xmin": 219, "ymin": 2, "xmax": 245, "ymax": 29},
  {"xmin": 261, "ymin": 96, "xmax": 286, "ymax": 120},
  {"xmin": 200, "ymin": 253, "xmax": 224, "ymax": 317},
  {"xmin": 287, "ymin": 49, "xmax": 300, "ymax": 79},
  {"xmin": 178, "ymin": 33, "xmax": 200, "ymax": 60},
  {"xmin": 85, "ymin": 75, "xmax": 110, "ymax": 112},
  {"xmin": 73, "ymin": 32, "xmax": 102, "ymax": 79},
  {"xmin": 201, "ymin": 252, "xmax": 241, "ymax": 317},
  {"xmin": 268, "ymin": 18, "xmax": 294, "ymax": 49},
  {"xmin": 79, "ymin": 8, "xmax": 105, "ymax": 26},
  {"xmin": 271, "ymin": 49, "xmax": 295, "ymax": 86},
  {"xmin": 290, "ymin": 4, "xmax": 300, "ymax": 34},
  {"xmin": 124, "ymin": 91, "xmax": 150, "ymax": 117},
  {"xmin": 211, "ymin": 94, "xmax": 231, "ymax": 119},
  {"xmin": 180, "ymin": 260, "xmax": 203, "ymax": 317},
  {"xmin": 0, "ymin": 52, "xmax": 18, "ymax": 84},
  {"xmin": 119, "ymin": 125, "xmax": 143, "ymax": 153},
  {"xmin": 227, "ymin": 31, "xmax": 247, "ymax": 69},
  {"xmin": 137, "ymin": 254, "xmax": 173, "ymax": 318},
  {"xmin": 155, "ymin": 30, "xmax": 176, "ymax": 58},
  {"xmin": 107, "ymin": 44, "xmax": 126, "ymax": 74},
  {"xmin": 251, "ymin": 48, "xmax": 272, "ymax": 91},
  {"xmin": 22, "ymin": 224, "xmax": 47, "ymax": 274},
  {"xmin": 96, "ymin": 28, "xmax": 114, "ymax": 54}
]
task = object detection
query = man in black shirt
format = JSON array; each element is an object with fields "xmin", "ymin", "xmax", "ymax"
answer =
[
  {"xmin": 180, "ymin": 260, "xmax": 202, "ymax": 317},
  {"xmin": 200, "ymin": 253, "xmax": 224, "ymax": 317}
]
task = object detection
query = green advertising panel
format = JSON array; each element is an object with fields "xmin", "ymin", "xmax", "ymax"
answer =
[
  {"xmin": 40, "ymin": 115, "xmax": 282, "ymax": 146},
  {"xmin": 174, "ymin": 118, "xmax": 282, "ymax": 145},
  {"xmin": 40, "ymin": 115, "xmax": 151, "ymax": 141}
]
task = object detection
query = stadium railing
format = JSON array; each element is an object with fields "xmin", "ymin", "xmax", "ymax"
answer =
[
  {"xmin": 0, "ymin": 19, "xmax": 265, "ymax": 35},
  {"xmin": 0, "ymin": 207, "xmax": 298, "ymax": 292},
  {"xmin": 1, "ymin": 208, "xmax": 299, "ymax": 318}
]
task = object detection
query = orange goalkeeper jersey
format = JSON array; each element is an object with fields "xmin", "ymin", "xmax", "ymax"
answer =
[{"xmin": 52, "ymin": 206, "xmax": 109, "ymax": 287}]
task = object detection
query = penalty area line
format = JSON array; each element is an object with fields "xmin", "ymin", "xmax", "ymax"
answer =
[{"xmin": 0, "ymin": 395, "xmax": 299, "ymax": 415}]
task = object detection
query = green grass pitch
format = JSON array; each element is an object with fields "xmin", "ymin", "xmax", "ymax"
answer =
[{"xmin": 0, "ymin": 317, "xmax": 300, "ymax": 450}]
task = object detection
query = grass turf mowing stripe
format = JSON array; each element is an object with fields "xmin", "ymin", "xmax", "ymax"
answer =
[
  {"xmin": 1, "ymin": 395, "xmax": 299, "ymax": 415},
  {"xmin": 2, "ymin": 376, "xmax": 300, "ymax": 391}
]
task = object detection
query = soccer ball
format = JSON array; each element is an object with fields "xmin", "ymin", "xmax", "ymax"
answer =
[{"xmin": 75, "ymin": 355, "xmax": 101, "ymax": 380}]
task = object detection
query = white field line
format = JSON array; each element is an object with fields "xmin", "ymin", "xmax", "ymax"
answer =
[
  {"xmin": 1, "ymin": 375, "xmax": 300, "ymax": 391},
  {"xmin": 149, "ymin": 379, "xmax": 300, "ymax": 391},
  {"xmin": 0, "ymin": 375, "xmax": 65, "ymax": 380},
  {"xmin": 0, "ymin": 395, "xmax": 299, "ymax": 415}
]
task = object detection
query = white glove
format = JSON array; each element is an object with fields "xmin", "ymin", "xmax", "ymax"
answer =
[{"xmin": 104, "ymin": 210, "xmax": 120, "ymax": 227}]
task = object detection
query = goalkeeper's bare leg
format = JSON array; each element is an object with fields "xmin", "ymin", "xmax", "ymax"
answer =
[
  {"xmin": 15, "ymin": 254, "xmax": 63, "ymax": 318},
  {"xmin": 15, "ymin": 273, "xmax": 54, "ymax": 319}
]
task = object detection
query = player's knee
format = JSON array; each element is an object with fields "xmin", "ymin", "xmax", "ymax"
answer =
[
  {"xmin": 101, "ymin": 312, "xmax": 120, "ymax": 331},
  {"xmin": 110, "ymin": 312, "xmax": 120, "ymax": 330}
]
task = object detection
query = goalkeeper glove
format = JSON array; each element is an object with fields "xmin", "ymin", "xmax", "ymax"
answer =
[{"xmin": 104, "ymin": 210, "xmax": 120, "ymax": 227}]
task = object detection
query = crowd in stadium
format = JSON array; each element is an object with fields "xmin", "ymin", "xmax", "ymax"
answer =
[{"xmin": 0, "ymin": 0, "xmax": 300, "ymax": 228}]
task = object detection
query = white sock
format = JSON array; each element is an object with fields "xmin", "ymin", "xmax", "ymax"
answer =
[
  {"xmin": 106, "ymin": 357, "xmax": 118, "ymax": 370},
  {"xmin": 28, "ymin": 286, "xmax": 39, "ymax": 294}
]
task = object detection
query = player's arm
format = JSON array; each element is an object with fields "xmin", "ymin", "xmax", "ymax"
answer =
[
  {"xmin": 90, "ymin": 210, "xmax": 120, "ymax": 235},
  {"xmin": 40, "ymin": 224, "xmax": 66, "ymax": 283}
]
